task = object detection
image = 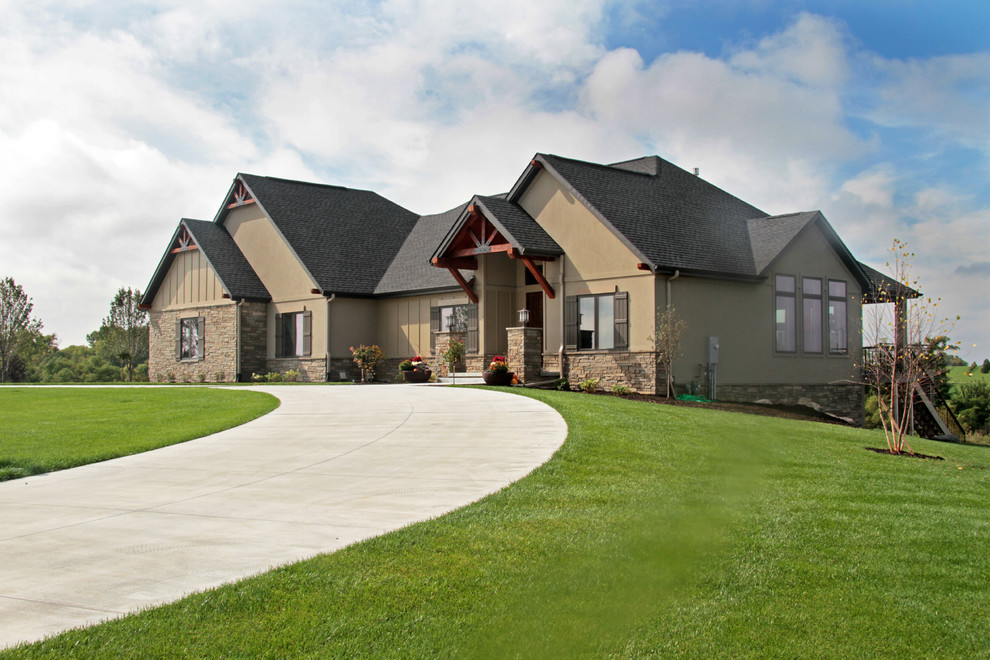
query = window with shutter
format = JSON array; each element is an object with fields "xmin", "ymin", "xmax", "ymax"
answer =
[
  {"xmin": 466, "ymin": 304, "xmax": 478, "ymax": 354},
  {"xmin": 570, "ymin": 293, "xmax": 626, "ymax": 350},
  {"xmin": 276, "ymin": 311, "xmax": 311, "ymax": 357},
  {"xmin": 430, "ymin": 307, "xmax": 440, "ymax": 351},
  {"xmin": 564, "ymin": 296, "xmax": 578, "ymax": 350}
]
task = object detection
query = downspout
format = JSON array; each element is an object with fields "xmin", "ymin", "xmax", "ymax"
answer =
[
  {"xmin": 236, "ymin": 299, "xmax": 243, "ymax": 382},
  {"xmin": 325, "ymin": 293, "xmax": 335, "ymax": 381},
  {"xmin": 666, "ymin": 269, "xmax": 680, "ymax": 308},
  {"xmin": 558, "ymin": 256, "xmax": 565, "ymax": 378}
]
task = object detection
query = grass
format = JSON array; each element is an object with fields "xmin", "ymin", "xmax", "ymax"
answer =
[
  {"xmin": 0, "ymin": 387, "xmax": 279, "ymax": 481},
  {"xmin": 5, "ymin": 389, "xmax": 989, "ymax": 657},
  {"xmin": 949, "ymin": 365, "xmax": 990, "ymax": 389}
]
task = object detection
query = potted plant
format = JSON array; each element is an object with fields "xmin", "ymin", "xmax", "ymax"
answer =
[
  {"xmin": 401, "ymin": 356, "xmax": 432, "ymax": 383},
  {"xmin": 483, "ymin": 355, "xmax": 515, "ymax": 386}
]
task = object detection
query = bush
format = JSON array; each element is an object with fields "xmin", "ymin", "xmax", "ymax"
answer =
[
  {"xmin": 264, "ymin": 372, "xmax": 283, "ymax": 382},
  {"xmin": 611, "ymin": 384, "xmax": 631, "ymax": 395},
  {"xmin": 553, "ymin": 378, "xmax": 570, "ymax": 391},
  {"xmin": 214, "ymin": 371, "xmax": 226, "ymax": 382},
  {"xmin": 579, "ymin": 378, "xmax": 599, "ymax": 393},
  {"xmin": 284, "ymin": 369, "xmax": 300, "ymax": 382},
  {"xmin": 982, "ymin": 359, "xmax": 990, "ymax": 374},
  {"xmin": 864, "ymin": 393, "xmax": 882, "ymax": 429},
  {"xmin": 398, "ymin": 360, "xmax": 414, "ymax": 371},
  {"xmin": 953, "ymin": 381, "xmax": 990, "ymax": 432}
]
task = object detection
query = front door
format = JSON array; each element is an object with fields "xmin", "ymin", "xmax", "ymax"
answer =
[{"xmin": 526, "ymin": 291, "xmax": 544, "ymax": 355}]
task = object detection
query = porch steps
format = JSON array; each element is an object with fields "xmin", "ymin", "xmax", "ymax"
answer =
[{"xmin": 435, "ymin": 371, "xmax": 485, "ymax": 385}]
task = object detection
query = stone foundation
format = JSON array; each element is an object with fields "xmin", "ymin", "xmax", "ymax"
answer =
[
  {"xmin": 265, "ymin": 357, "xmax": 327, "ymax": 382},
  {"xmin": 718, "ymin": 383, "xmax": 865, "ymax": 426},
  {"xmin": 149, "ymin": 304, "xmax": 238, "ymax": 383},
  {"xmin": 563, "ymin": 351, "xmax": 657, "ymax": 393}
]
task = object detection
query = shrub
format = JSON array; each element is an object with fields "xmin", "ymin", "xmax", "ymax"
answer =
[
  {"xmin": 398, "ymin": 360, "xmax": 414, "ymax": 371},
  {"xmin": 864, "ymin": 393, "xmax": 882, "ymax": 429},
  {"xmin": 166, "ymin": 371, "xmax": 176, "ymax": 383},
  {"xmin": 953, "ymin": 381, "xmax": 990, "ymax": 432},
  {"xmin": 579, "ymin": 378, "xmax": 599, "ymax": 393},
  {"xmin": 251, "ymin": 372, "xmax": 264, "ymax": 382},
  {"xmin": 611, "ymin": 384, "xmax": 631, "ymax": 395},
  {"xmin": 264, "ymin": 371, "xmax": 283, "ymax": 382},
  {"xmin": 214, "ymin": 371, "xmax": 226, "ymax": 382},
  {"xmin": 284, "ymin": 369, "xmax": 300, "ymax": 382},
  {"xmin": 982, "ymin": 359, "xmax": 990, "ymax": 374},
  {"xmin": 197, "ymin": 372, "xmax": 207, "ymax": 383},
  {"xmin": 553, "ymin": 378, "xmax": 570, "ymax": 391}
]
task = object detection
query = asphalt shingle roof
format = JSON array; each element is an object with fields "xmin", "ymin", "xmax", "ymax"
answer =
[
  {"xmin": 183, "ymin": 219, "xmax": 272, "ymax": 301},
  {"xmin": 473, "ymin": 196, "xmax": 562, "ymax": 256},
  {"xmin": 375, "ymin": 204, "xmax": 467, "ymax": 295},
  {"xmin": 537, "ymin": 154, "xmax": 770, "ymax": 276},
  {"xmin": 237, "ymin": 174, "xmax": 419, "ymax": 296},
  {"xmin": 746, "ymin": 211, "xmax": 820, "ymax": 274},
  {"xmin": 858, "ymin": 261, "xmax": 921, "ymax": 302}
]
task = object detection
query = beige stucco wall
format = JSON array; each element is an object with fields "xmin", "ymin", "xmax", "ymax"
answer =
[
  {"xmin": 374, "ymin": 292, "xmax": 469, "ymax": 359},
  {"xmin": 224, "ymin": 204, "xmax": 317, "ymax": 300},
  {"xmin": 517, "ymin": 169, "xmax": 657, "ymax": 353},
  {"xmin": 150, "ymin": 249, "xmax": 228, "ymax": 310},
  {"xmin": 662, "ymin": 222, "xmax": 863, "ymax": 388}
]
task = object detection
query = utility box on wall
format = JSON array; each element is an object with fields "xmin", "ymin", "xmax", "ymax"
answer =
[{"xmin": 707, "ymin": 336, "xmax": 720, "ymax": 364}]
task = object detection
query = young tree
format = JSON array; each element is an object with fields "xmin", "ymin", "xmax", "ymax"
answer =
[
  {"xmin": 982, "ymin": 359, "xmax": 990, "ymax": 374},
  {"xmin": 862, "ymin": 240, "xmax": 958, "ymax": 454},
  {"xmin": 0, "ymin": 277, "xmax": 45, "ymax": 383},
  {"xmin": 90, "ymin": 287, "xmax": 148, "ymax": 381},
  {"xmin": 650, "ymin": 305, "xmax": 687, "ymax": 398}
]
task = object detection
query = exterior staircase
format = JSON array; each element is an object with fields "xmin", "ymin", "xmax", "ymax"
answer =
[{"xmin": 908, "ymin": 370, "xmax": 965, "ymax": 441}]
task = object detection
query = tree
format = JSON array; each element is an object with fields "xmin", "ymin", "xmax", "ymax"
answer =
[
  {"xmin": 982, "ymin": 359, "xmax": 990, "ymax": 374},
  {"xmin": 649, "ymin": 305, "xmax": 687, "ymax": 398},
  {"xmin": 862, "ymin": 240, "xmax": 958, "ymax": 454},
  {"xmin": 89, "ymin": 288, "xmax": 148, "ymax": 381},
  {"xmin": 0, "ymin": 277, "xmax": 45, "ymax": 383}
]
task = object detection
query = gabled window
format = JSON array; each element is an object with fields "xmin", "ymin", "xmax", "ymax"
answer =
[
  {"xmin": 775, "ymin": 275, "xmax": 796, "ymax": 353},
  {"xmin": 828, "ymin": 280, "xmax": 848, "ymax": 354},
  {"xmin": 565, "ymin": 292, "xmax": 628, "ymax": 351},
  {"xmin": 176, "ymin": 316, "xmax": 205, "ymax": 361},
  {"xmin": 275, "ymin": 311, "xmax": 312, "ymax": 357}
]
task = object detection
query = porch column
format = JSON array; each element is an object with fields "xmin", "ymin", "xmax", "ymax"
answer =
[{"xmin": 507, "ymin": 326, "xmax": 542, "ymax": 384}]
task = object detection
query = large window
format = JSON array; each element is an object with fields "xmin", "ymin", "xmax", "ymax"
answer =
[
  {"xmin": 176, "ymin": 316, "xmax": 204, "ymax": 361},
  {"xmin": 430, "ymin": 304, "xmax": 478, "ymax": 353},
  {"xmin": 828, "ymin": 280, "xmax": 847, "ymax": 354},
  {"xmin": 802, "ymin": 277, "xmax": 823, "ymax": 353},
  {"xmin": 565, "ymin": 292, "xmax": 628, "ymax": 351},
  {"xmin": 276, "ymin": 311, "xmax": 311, "ymax": 357},
  {"xmin": 775, "ymin": 275, "xmax": 796, "ymax": 353}
]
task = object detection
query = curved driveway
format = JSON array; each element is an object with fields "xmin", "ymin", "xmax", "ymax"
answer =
[{"xmin": 0, "ymin": 385, "xmax": 567, "ymax": 648}]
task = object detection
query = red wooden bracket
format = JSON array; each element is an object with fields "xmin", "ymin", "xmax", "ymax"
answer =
[{"xmin": 447, "ymin": 267, "xmax": 478, "ymax": 303}]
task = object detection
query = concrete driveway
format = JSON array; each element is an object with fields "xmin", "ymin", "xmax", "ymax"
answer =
[{"xmin": 0, "ymin": 385, "xmax": 567, "ymax": 648}]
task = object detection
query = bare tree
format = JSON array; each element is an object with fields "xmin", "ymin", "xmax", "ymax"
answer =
[
  {"xmin": 0, "ymin": 277, "xmax": 44, "ymax": 383},
  {"xmin": 862, "ymin": 240, "xmax": 957, "ymax": 453},
  {"xmin": 650, "ymin": 305, "xmax": 687, "ymax": 398}
]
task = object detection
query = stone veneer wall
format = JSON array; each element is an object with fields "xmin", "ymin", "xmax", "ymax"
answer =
[
  {"xmin": 149, "ymin": 304, "xmax": 237, "ymax": 383},
  {"xmin": 265, "ymin": 357, "xmax": 326, "ymax": 382},
  {"xmin": 563, "ymin": 351, "xmax": 658, "ymax": 393},
  {"xmin": 432, "ymin": 331, "xmax": 467, "ymax": 375},
  {"xmin": 238, "ymin": 302, "xmax": 267, "ymax": 380},
  {"xmin": 507, "ymin": 327, "xmax": 541, "ymax": 384},
  {"xmin": 718, "ymin": 383, "xmax": 865, "ymax": 426}
]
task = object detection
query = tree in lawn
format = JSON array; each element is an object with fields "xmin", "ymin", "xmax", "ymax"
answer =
[
  {"xmin": 0, "ymin": 277, "xmax": 46, "ymax": 383},
  {"xmin": 88, "ymin": 287, "xmax": 148, "ymax": 381},
  {"xmin": 649, "ymin": 305, "xmax": 687, "ymax": 398},
  {"xmin": 982, "ymin": 359, "xmax": 990, "ymax": 374},
  {"xmin": 861, "ymin": 240, "xmax": 958, "ymax": 454}
]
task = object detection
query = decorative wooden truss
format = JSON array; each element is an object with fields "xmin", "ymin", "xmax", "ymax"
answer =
[
  {"xmin": 226, "ymin": 182, "xmax": 255, "ymax": 209},
  {"xmin": 432, "ymin": 204, "xmax": 556, "ymax": 302},
  {"xmin": 170, "ymin": 227, "xmax": 198, "ymax": 254}
]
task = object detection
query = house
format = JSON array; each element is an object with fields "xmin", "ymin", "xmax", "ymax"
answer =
[{"xmin": 141, "ymin": 152, "xmax": 882, "ymax": 423}]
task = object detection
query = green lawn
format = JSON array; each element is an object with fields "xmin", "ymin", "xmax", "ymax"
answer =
[
  {"xmin": 949, "ymin": 365, "xmax": 990, "ymax": 389},
  {"xmin": 0, "ymin": 387, "xmax": 279, "ymax": 481},
  {"xmin": 4, "ymin": 389, "xmax": 988, "ymax": 658}
]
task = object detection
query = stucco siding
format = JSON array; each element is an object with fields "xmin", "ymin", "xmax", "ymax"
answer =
[{"xmin": 224, "ymin": 204, "xmax": 316, "ymax": 300}]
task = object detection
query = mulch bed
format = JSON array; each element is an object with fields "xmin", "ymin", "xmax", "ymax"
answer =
[
  {"xmin": 864, "ymin": 447, "xmax": 944, "ymax": 460},
  {"xmin": 596, "ymin": 391, "xmax": 854, "ymax": 426}
]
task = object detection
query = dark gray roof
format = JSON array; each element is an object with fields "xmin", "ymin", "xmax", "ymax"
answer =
[
  {"xmin": 234, "ymin": 174, "xmax": 419, "ymax": 296},
  {"xmin": 747, "ymin": 211, "xmax": 820, "ymax": 274},
  {"xmin": 140, "ymin": 219, "xmax": 271, "ymax": 306},
  {"xmin": 183, "ymin": 219, "xmax": 271, "ymax": 301},
  {"xmin": 858, "ymin": 262, "xmax": 922, "ymax": 302},
  {"xmin": 532, "ymin": 154, "xmax": 769, "ymax": 276},
  {"xmin": 375, "ymin": 204, "xmax": 467, "ymax": 295},
  {"xmin": 473, "ymin": 196, "xmax": 562, "ymax": 256}
]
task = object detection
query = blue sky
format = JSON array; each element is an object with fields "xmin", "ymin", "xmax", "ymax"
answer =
[{"xmin": 0, "ymin": 0, "xmax": 987, "ymax": 359}]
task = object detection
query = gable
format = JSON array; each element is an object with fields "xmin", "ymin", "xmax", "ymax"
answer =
[{"xmin": 149, "ymin": 237, "xmax": 229, "ymax": 310}]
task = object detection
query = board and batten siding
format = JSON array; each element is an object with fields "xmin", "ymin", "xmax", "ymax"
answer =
[{"xmin": 151, "ymin": 249, "xmax": 229, "ymax": 310}]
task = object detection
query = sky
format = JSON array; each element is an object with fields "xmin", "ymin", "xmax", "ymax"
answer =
[{"xmin": 1, "ymin": 0, "xmax": 987, "ymax": 359}]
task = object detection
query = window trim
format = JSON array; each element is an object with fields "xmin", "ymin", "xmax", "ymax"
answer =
[
  {"xmin": 275, "ymin": 310, "xmax": 312, "ymax": 358},
  {"xmin": 565, "ymin": 291, "xmax": 628, "ymax": 351},
  {"xmin": 176, "ymin": 316, "xmax": 205, "ymax": 362}
]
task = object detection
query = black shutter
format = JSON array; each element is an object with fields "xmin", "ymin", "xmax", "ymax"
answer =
[
  {"xmin": 430, "ymin": 306, "xmax": 440, "ymax": 351},
  {"xmin": 564, "ymin": 296, "xmax": 578, "ymax": 350},
  {"xmin": 175, "ymin": 319, "xmax": 182, "ymax": 360},
  {"xmin": 302, "ymin": 311, "xmax": 312, "ymax": 356},
  {"xmin": 275, "ymin": 313, "xmax": 283, "ymax": 357},
  {"xmin": 466, "ymin": 304, "xmax": 478, "ymax": 354},
  {"xmin": 613, "ymin": 292, "xmax": 628, "ymax": 350},
  {"xmin": 196, "ymin": 316, "xmax": 206, "ymax": 361}
]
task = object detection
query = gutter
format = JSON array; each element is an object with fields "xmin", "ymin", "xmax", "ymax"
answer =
[
  {"xmin": 666, "ymin": 270, "xmax": 680, "ymax": 308},
  {"xmin": 558, "ymin": 255, "xmax": 565, "ymax": 378},
  {"xmin": 235, "ymin": 299, "xmax": 243, "ymax": 381},
  {"xmin": 325, "ymin": 293, "xmax": 335, "ymax": 381}
]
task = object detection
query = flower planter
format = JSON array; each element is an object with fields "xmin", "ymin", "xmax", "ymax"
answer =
[
  {"xmin": 482, "ymin": 370, "xmax": 514, "ymax": 386},
  {"xmin": 403, "ymin": 369, "xmax": 432, "ymax": 383}
]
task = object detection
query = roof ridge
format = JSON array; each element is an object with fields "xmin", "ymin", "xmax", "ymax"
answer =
[
  {"xmin": 237, "ymin": 173, "xmax": 350, "ymax": 192},
  {"xmin": 541, "ymin": 153, "xmax": 656, "ymax": 176}
]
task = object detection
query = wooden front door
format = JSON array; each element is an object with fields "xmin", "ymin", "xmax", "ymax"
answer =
[{"xmin": 526, "ymin": 291, "xmax": 544, "ymax": 354}]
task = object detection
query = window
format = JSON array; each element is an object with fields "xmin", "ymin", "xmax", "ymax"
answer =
[
  {"xmin": 565, "ymin": 292, "xmax": 628, "ymax": 351},
  {"xmin": 276, "ymin": 311, "xmax": 311, "ymax": 357},
  {"xmin": 176, "ymin": 316, "xmax": 204, "ymax": 361},
  {"xmin": 430, "ymin": 304, "xmax": 478, "ymax": 353},
  {"xmin": 802, "ymin": 277, "xmax": 823, "ymax": 353},
  {"xmin": 775, "ymin": 275, "xmax": 796, "ymax": 353},
  {"xmin": 828, "ymin": 280, "xmax": 847, "ymax": 354}
]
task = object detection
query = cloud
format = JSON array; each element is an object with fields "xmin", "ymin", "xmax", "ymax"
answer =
[{"xmin": 956, "ymin": 262, "xmax": 990, "ymax": 276}]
